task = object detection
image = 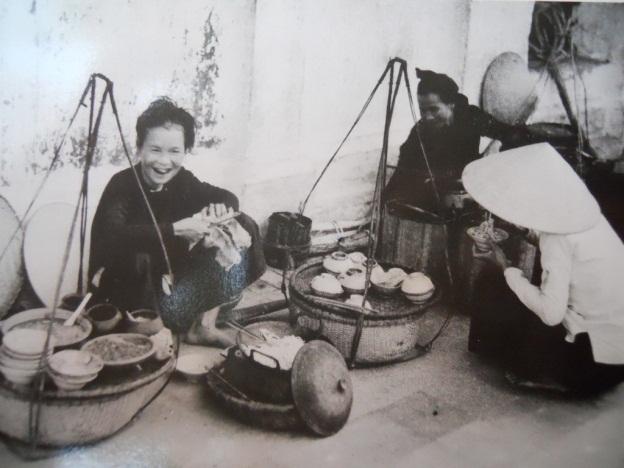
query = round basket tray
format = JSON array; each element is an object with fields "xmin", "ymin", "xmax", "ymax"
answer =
[
  {"xmin": 288, "ymin": 259, "xmax": 441, "ymax": 365},
  {"xmin": 205, "ymin": 364, "xmax": 303, "ymax": 432},
  {"xmin": 0, "ymin": 356, "xmax": 174, "ymax": 446}
]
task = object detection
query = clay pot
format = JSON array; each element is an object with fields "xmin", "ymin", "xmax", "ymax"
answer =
[
  {"xmin": 125, "ymin": 309, "xmax": 164, "ymax": 336},
  {"xmin": 86, "ymin": 304, "xmax": 122, "ymax": 334}
]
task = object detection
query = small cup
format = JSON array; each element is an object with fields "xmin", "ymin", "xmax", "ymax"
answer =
[
  {"xmin": 87, "ymin": 304, "xmax": 122, "ymax": 333},
  {"xmin": 126, "ymin": 309, "xmax": 164, "ymax": 336}
]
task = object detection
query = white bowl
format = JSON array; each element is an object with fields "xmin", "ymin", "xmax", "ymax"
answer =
[
  {"xmin": 403, "ymin": 288, "xmax": 435, "ymax": 304},
  {"xmin": 48, "ymin": 350, "xmax": 104, "ymax": 377},
  {"xmin": 322, "ymin": 251, "xmax": 354, "ymax": 275},
  {"xmin": 176, "ymin": 354, "xmax": 210, "ymax": 382},
  {"xmin": 48, "ymin": 373, "xmax": 94, "ymax": 391},
  {"xmin": 0, "ymin": 364, "xmax": 39, "ymax": 386}
]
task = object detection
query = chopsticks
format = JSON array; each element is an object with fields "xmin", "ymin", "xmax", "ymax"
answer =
[
  {"xmin": 208, "ymin": 368, "xmax": 250, "ymax": 400},
  {"xmin": 224, "ymin": 320, "xmax": 266, "ymax": 342}
]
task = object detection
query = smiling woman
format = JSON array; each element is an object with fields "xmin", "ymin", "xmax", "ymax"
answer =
[{"xmin": 88, "ymin": 98, "xmax": 266, "ymax": 347}]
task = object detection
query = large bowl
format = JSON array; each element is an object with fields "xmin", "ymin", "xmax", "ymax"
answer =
[
  {"xmin": 1, "ymin": 308, "xmax": 92, "ymax": 348},
  {"xmin": 81, "ymin": 333, "xmax": 155, "ymax": 367}
]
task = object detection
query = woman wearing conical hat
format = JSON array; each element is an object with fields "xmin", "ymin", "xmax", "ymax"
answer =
[{"xmin": 463, "ymin": 143, "xmax": 624, "ymax": 394}]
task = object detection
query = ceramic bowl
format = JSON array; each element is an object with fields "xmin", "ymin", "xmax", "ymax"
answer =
[
  {"xmin": 310, "ymin": 273, "xmax": 344, "ymax": 298},
  {"xmin": 338, "ymin": 267, "xmax": 367, "ymax": 294},
  {"xmin": 467, "ymin": 226, "xmax": 509, "ymax": 253},
  {"xmin": 47, "ymin": 370, "xmax": 97, "ymax": 391},
  {"xmin": 176, "ymin": 353, "xmax": 210, "ymax": 383},
  {"xmin": 87, "ymin": 304, "xmax": 122, "ymax": 333},
  {"xmin": 310, "ymin": 285, "xmax": 344, "ymax": 299},
  {"xmin": 322, "ymin": 251, "xmax": 354, "ymax": 275},
  {"xmin": 0, "ymin": 364, "xmax": 38, "ymax": 386},
  {"xmin": 125, "ymin": 309, "xmax": 164, "ymax": 336},
  {"xmin": 402, "ymin": 288, "xmax": 435, "ymax": 304},
  {"xmin": 48, "ymin": 349, "xmax": 104, "ymax": 377},
  {"xmin": 372, "ymin": 281, "xmax": 401, "ymax": 296}
]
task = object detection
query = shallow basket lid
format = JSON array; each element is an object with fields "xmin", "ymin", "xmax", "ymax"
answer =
[{"xmin": 290, "ymin": 340, "xmax": 353, "ymax": 436}]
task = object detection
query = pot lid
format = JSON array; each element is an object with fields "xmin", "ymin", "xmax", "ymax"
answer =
[{"xmin": 291, "ymin": 340, "xmax": 353, "ymax": 436}]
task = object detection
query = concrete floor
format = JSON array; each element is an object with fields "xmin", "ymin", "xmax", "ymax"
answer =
[{"xmin": 1, "ymin": 269, "xmax": 623, "ymax": 467}]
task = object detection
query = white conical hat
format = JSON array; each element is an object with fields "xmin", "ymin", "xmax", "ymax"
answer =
[{"xmin": 462, "ymin": 143, "xmax": 600, "ymax": 234}]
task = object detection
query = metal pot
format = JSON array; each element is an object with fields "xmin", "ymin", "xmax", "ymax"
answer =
[
  {"xmin": 222, "ymin": 320, "xmax": 296, "ymax": 403},
  {"xmin": 222, "ymin": 346, "xmax": 292, "ymax": 404}
]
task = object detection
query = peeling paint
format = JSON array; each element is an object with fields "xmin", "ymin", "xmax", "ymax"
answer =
[{"xmin": 192, "ymin": 10, "xmax": 221, "ymax": 149}]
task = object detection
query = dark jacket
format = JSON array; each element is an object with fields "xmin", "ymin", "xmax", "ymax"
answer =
[
  {"xmin": 88, "ymin": 165, "xmax": 265, "ymax": 323},
  {"xmin": 384, "ymin": 101, "xmax": 531, "ymax": 212}
]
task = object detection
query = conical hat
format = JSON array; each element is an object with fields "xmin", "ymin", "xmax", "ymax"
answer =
[{"xmin": 462, "ymin": 143, "xmax": 600, "ymax": 234}]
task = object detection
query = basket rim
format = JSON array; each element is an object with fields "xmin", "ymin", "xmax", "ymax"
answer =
[
  {"xmin": 290, "ymin": 294, "xmax": 427, "ymax": 327},
  {"xmin": 0, "ymin": 356, "xmax": 175, "ymax": 402},
  {"xmin": 289, "ymin": 258, "xmax": 441, "ymax": 321}
]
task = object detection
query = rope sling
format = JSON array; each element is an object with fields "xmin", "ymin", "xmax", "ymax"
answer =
[
  {"xmin": 298, "ymin": 58, "xmax": 454, "ymax": 365},
  {"xmin": 0, "ymin": 74, "xmax": 177, "ymax": 448}
]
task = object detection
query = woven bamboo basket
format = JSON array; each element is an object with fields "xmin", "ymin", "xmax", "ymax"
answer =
[
  {"xmin": 205, "ymin": 365, "xmax": 303, "ymax": 432},
  {"xmin": 288, "ymin": 259, "xmax": 441, "ymax": 365},
  {"xmin": 0, "ymin": 357, "xmax": 174, "ymax": 447}
]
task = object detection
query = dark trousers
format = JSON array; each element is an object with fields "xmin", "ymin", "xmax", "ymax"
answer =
[
  {"xmin": 95, "ymin": 248, "xmax": 253, "ymax": 334},
  {"xmin": 469, "ymin": 266, "xmax": 624, "ymax": 395}
]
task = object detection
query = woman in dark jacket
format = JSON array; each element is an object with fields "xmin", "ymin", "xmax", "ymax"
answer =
[
  {"xmin": 89, "ymin": 98, "xmax": 265, "ymax": 347},
  {"xmin": 384, "ymin": 68, "xmax": 531, "ymax": 213}
]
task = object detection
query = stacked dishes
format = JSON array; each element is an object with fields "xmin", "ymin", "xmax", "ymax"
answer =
[
  {"xmin": 47, "ymin": 349, "xmax": 103, "ymax": 391},
  {"xmin": 0, "ymin": 329, "xmax": 54, "ymax": 386}
]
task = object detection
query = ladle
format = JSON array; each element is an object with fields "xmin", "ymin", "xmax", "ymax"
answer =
[{"xmin": 63, "ymin": 292, "xmax": 93, "ymax": 327}]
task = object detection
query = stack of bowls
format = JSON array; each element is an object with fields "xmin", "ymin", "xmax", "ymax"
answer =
[
  {"xmin": 47, "ymin": 349, "xmax": 104, "ymax": 391},
  {"xmin": 0, "ymin": 329, "xmax": 55, "ymax": 386}
]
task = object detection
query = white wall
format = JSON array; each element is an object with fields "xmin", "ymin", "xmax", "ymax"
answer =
[
  {"xmin": 241, "ymin": 0, "xmax": 472, "ymax": 226},
  {"xmin": 0, "ymin": 0, "xmax": 475, "ymax": 231},
  {"xmin": 0, "ymin": 0, "xmax": 256, "ymax": 215}
]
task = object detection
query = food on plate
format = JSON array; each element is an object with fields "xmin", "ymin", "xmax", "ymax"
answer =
[
  {"xmin": 311, "ymin": 273, "xmax": 344, "ymax": 297},
  {"xmin": 83, "ymin": 334, "xmax": 154, "ymax": 364}
]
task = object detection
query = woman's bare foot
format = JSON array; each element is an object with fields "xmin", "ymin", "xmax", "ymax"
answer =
[{"xmin": 184, "ymin": 307, "xmax": 235, "ymax": 348}]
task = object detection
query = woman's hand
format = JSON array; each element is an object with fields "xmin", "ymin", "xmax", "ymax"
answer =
[
  {"xmin": 472, "ymin": 240, "xmax": 510, "ymax": 271},
  {"xmin": 200, "ymin": 204, "xmax": 235, "ymax": 224},
  {"xmin": 173, "ymin": 217, "xmax": 210, "ymax": 244}
]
